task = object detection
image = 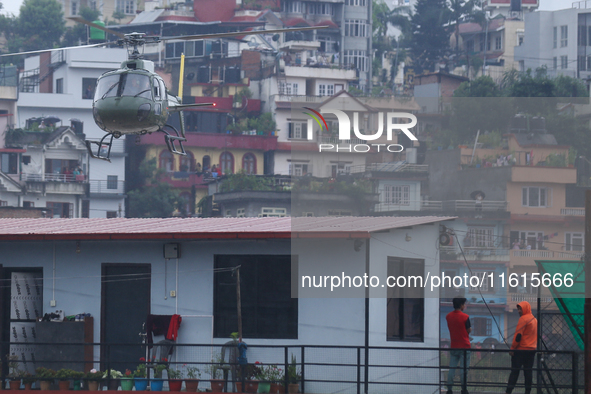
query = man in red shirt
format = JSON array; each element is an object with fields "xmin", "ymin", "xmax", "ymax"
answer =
[{"xmin": 446, "ymin": 297, "xmax": 472, "ymax": 394}]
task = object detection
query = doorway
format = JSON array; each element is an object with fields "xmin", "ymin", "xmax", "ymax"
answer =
[{"xmin": 101, "ymin": 264, "xmax": 151, "ymax": 372}]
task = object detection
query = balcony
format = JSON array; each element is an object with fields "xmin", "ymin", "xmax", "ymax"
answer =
[
  {"xmin": 137, "ymin": 132, "xmax": 278, "ymax": 150},
  {"xmin": 192, "ymin": 96, "xmax": 261, "ymax": 112},
  {"xmin": 442, "ymin": 200, "xmax": 508, "ymax": 211},
  {"xmin": 160, "ymin": 173, "xmax": 207, "ymax": 189},
  {"xmin": 440, "ymin": 245, "xmax": 510, "ymax": 262},
  {"xmin": 350, "ymin": 163, "xmax": 429, "ymax": 174},
  {"xmin": 21, "ymin": 173, "xmax": 88, "ymax": 195},
  {"xmin": 561, "ymin": 208, "xmax": 585, "ymax": 216},
  {"xmin": 274, "ymin": 95, "xmax": 328, "ymax": 104},
  {"xmin": 284, "ymin": 65, "xmax": 357, "ymax": 80},
  {"xmin": 509, "ymin": 293, "xmax": 553, "ymax": 304},
  {"xmin": 89, "ymin": 180, "xmax": 125, "ymax": 196}
]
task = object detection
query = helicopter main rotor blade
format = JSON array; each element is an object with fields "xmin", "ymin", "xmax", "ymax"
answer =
[
  {"xmin": 68, "ymin": 17, "xmax": 126, "ymax": 39},
  {"xmin": 163, "ymin": 25, "xmax": 328, "ymax": 42},
  {"xmin": 0, "ymin": 41, "xmax": 119, "ymax": 58}
]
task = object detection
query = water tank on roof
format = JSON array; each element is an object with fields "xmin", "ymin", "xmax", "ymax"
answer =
[
  {"xmin": 70, "ymin": 119, "xmax": 84, "ymax": 135},
  {"xmin": 511, "ymin": 114, "xmax": 527, "ymax": 132},
  {"xmin": 90, "ymin": 20, "xmax": 106, "ymax": 41},
  {"xmin": 530, "ymin": 116, "xmax": 546, "ymax": 133}
]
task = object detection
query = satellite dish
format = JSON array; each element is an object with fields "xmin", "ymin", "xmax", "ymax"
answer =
[{"xmin": 272, "ymin": 34, "xmax": 280, "ymax": 41}]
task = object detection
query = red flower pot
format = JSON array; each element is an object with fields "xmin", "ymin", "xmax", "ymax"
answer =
[{"xmin": 168, "ymin": 380, "xmax": 183, "ymax": 391}]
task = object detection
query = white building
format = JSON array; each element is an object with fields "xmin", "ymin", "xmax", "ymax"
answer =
[
  {"xmin": 16, "ymin": 47, "xmax": 128, "ymax": 218},
  {"xmin": 514, "ymin": 7, "xmax": 591, "ymax": 80}
]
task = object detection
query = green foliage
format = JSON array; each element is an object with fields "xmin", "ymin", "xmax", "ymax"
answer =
[
  {"xmin": 127, "ymin": 158, "xmax": 181, "ymax": 218},
  {"xmin": 247, "ymin": 113, "xmax": 276, "ymax": 135},
  {"xmin": 219, "ymin": 172, "xmax": 276, "ymax": 193},
  {"xmin": 112, "ymin": 10, "xmax": 126, "ymax": 23},
  {"xmin": 85, "ymin": 369, "xmax": 103, "ymax": 380},
  {"xmin": 543, "ymin": 152, "xmax": 566, "ymax": 167},
  {"xmin": 17, "ymin": 0, "xmax": 65, "ymax": 52},
  {"xmin": 61, "ymin": 6, "xmax": 101, "ymax": 47},
  {"xmin": 410, "ymin": 0, "xmax": 449, "ymax": 73},
  {"xmin": 286, "ymin": 355, "xmax": 301, "ymax": 384},
  {"xmin": 35, "ymin": 367, "xmax": 56, "ymax": 381}
]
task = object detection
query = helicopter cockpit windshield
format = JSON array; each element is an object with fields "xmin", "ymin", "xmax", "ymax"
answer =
[{"xmin": 94, "ymin": 73, "xmax": 152, "ymax": 100}]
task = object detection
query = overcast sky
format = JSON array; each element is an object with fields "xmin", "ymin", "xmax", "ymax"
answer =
[{"xmin": 0, "ymin": 0, "xmax": 584, "ymax": 19}]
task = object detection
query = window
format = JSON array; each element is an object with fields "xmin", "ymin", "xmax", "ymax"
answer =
[
  {"xmin": 518, "ymin": 36, "xmax": 524, "ymax": 46},
  {"xmin": 587, "ymin": 56, "xmax": 591, "ymax": 71},
  {"xmin": 466, "ymin": 227, "xmax": 495, "ymax": 248},
  {"xmin": 345, "ymin": 0, "xmax": 367, "ymax": 5},
  {"xmin": 344, "ymin": 50, "xmax": 368, "ymax": 71},
  {"xmin": 259, "ymin": 208, "xmax": 287, "ymax": 217},
  {"xmin": 116, "ymin": 0, "xmax": 135, "ymax": 14},
  {"xmin": 472, "ymin": 317, "xmax": 492, "ymax": 336},
  {"xmin": 561, "ymin": 55, "xmax": 568, "ymax": 69},
  {"xmin": 308, "ymin": 3, "xmax": 333, "ymax": 14},
  {"xmin": 553, "ymin": 26, "xmax": 558, "ymax": 48},
  {"xmin": 331, "ymin": 163, "xmax": 351, "ymax": 177},
  {"xmin": 56, "ymin": 78, "xmax": 63, "ymax": 94},
  {"xmin": 517, "ymin": 231, "xmax": 544, "ymax": 250},
  {"xmin": 225, "ymin": 210, "xmax": 232, "ymax": 218},
  {"xmin": 242, "ymin": 153, "xmax": 256, "ymax": 174},
  {"xmin": 565, "ymin": 232, "xmax": 584, "ymax": 251},
  {"xmin": 510, "ymin": 273, "xmax": 537, "ymax": 294},
  {"xmin": 579, "ymin": 25, "xmax": 587, "ymax": 46},
  {"xmin": 279, "ymin": 82, "xmax": 298, "ymax": 95},
  {"xmin": 288, "ymin": 122, "xmax": 308, "ymax": 139},
  {"xmin": 384, "ymin": 185, "xmax": 410, "ymax": 205},
  {"xmin": 47, "ymin": 202, "xmax": 73, "ymax": 218},
  {"xmin": 159, "ymin": 151, "xmax": 174, "ymax": 172},
  {"xmin": 107, "ymin": 175, "xmax": 118, "ymax": 190},
  {"xmin": 0, "ymin": 200, "xmax": 6, "ymax": 206},
  {"xmin": 318, "ymin": 84, "xmax": 334, "ymax": 96},
  {"xmin": 214, "ymin": 255, "xmax": 297, "ymax": 338},
  {"xmin": 220, "ymin": 152, "xmax": 234, "ymax": 174},
  {"xmin": 71, "ymin": 0, "xmax": 78, "ymax": 15},
  {"xmin": 237, "ymin": 208, "xmax": 245, "ymax": 218},
  {"xmin": 106, "ymin": 211, "xmax": 118, "ymax": 218},
  {"xmin": 282, "ymin": 1, "xmax": 304, "ymax": 12},
  {"xmin": 469, "ymin": 271, "xmax": 493, "ymax": 292},
  {"xmin": 494, "ymin": 36, "xmax": 502, "ymax": 50},
  {"xmin": 579, "ymin": 56, "xmax": 587, "ymax": 71},
  {"xmin": 345, "ymin": 20, "xmax": 367, "ymax": 37},
  {"xmin": 553, "ymin": 57, "xmax": 558, "ymax": 70},
  {"xmin": 466, "ymin": 39, "xmax": 474, "ymax": 53},
  {"xmin": 1, "ymin": 152, "xmax": 18, "ymax": 174},
  {"xmin": 180, "ymin": 152, "xmax": 195, "ymax": 172},
  {"xmin": 23, "ymin": 201, "xmax": 34, "ymax": 208},
  {"xmin": 561, "ymin": 25, "xmax": 568, "ymax": 47},
  {"xmin": 318, "ymin": 36, "xmax": 335, "ymax": 53},
  {"xmin": 387, "ymin": 258, "xmax": 424, "ymax": 341},
  {"xmin": 82, "ymin": 78, "xmax": 97, "ymax": 99},
  {"xmin": 289, "ymin": 163, "xmax": 310, "ymax": 176},
  {"xmin": 522, "ymin": 186, "xmax": 550, "ymax": 207}
]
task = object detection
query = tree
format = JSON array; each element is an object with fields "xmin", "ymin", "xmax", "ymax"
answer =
[
  {"xmin": 62, "ymin": 6, "xmax": 101, "ymax": 47},
  {"xmin": 410, "ymin": 0, "xmax": 449, "ymax": 73},
  {"xmin": 16, "ymin": 0, "xmax": 65, "ymax": 52},
  {"xmin": 127, "ymin": 158, "xmax": 182, "ymax": 218}
]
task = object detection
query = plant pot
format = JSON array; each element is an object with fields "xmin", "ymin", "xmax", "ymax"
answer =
[
  {"xmin": 24, "ymin": 382, "xmax": 33, "ymax": 391},
  {"xmin": 185, "ymin": 380, "xmax": 199, "ymax": 392},
  {"xmin": 120, "ymin": 378, "xmax": 134, "ymax": 391},
  {"xmin": 134, "ymin": 378, "xmax": 148, "ymax": 391},
  {"xmin": 59, "ymin": 380, "xmax": 70, "ymax": 391},
  {"xmin": 168, "ymin": 379, "xmax": 182, "ymax": 391},
  {"xmin": 73, "ymin": 380, "xmax": 82, "ymax": 391},
  {"xmin": 257, "ymin": 382, "xmax": 271, "ymax": 393},
  {"xmin": 150, "ymin": 378, "xmax": 164, "ymax": 392},
  {"xmin": 87, "ymin": 380, "xmax": 100, "ymax": 391},
  {"xmin": 287, "ymin": 383, "xmax": 299, "ymax": 394},
  {"xmin": 39, "ymin": 380, "xmax": 52, "ymax": 391},
  {"xmin": 107, "ymin": 379, "xmax": 119, "ymax": 391},
  {"xmin": 245, "ymin": 381, "xmax": 258, "ymax": 393},
  {"xmin": 270, "ymin": 383, "xmax": 284, "ymax": 394},
  {"xmin": 210, "ymin": 379, "xmax": 224, "ymax": 392},
  {"xmin": 9, "ymin": 380, "xmax": 21, "ymax": 390}
]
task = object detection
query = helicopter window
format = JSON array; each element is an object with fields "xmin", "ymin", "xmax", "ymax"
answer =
[
  {"xmin": 154, "ymin": 103, "xmax": 161, "ymax": 115},
  {"xmin": 159, "ymin": 79, "xmax": 166, "ymax": 97},
  {"xmin": 122, "ymin": 74, "xmax": 152, "ymax": 98},
  {"xmin": 154, "ymin": 83, "xmax": 160, "ymax": 100},
  {"xmin": 95, "ymin": 74, "xmax": 120, "ymax": 100}
]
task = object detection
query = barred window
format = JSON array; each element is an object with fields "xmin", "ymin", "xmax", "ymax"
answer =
[
  {"xmin": 345, "ymin": 19, "xmax": 367, "ymax": 37},
  {"xmin": 343, "ymin": 50, "xmax": 367, "ymax": 71},
  {"xmin": 384, "ymin": 185, "xmax": 410, "ymax": 205}
]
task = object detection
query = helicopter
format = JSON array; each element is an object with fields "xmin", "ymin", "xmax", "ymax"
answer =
[{"xmin": 4, "ymin": 19, "xmax": 327, "ymax": 161}]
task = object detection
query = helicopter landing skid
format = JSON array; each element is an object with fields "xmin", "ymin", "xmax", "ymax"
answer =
[
  {"xmin": 162, "ymin": 125, "xmax": 187, "ymax": 156},
  {"xmin": 86, "ymin": 134, "xmax": 114, "ymax": 162}
]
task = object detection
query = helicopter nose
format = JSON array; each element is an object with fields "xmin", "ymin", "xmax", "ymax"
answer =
[{"xmin": 137, "ymin": 103, "xmax": 151, "ymax": 122}]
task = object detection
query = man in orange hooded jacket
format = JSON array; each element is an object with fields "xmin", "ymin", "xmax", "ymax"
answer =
[{"xmin": 505, "ymin": 301, "xmax": 537, "ymax": 394}]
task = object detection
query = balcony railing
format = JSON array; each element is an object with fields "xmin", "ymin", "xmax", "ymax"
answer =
[
  {"xmin": 512, "ymin": 250, "xmax": 555, "ymax": 258},
  {"xmin": 21, "ymin": 173, "xmax": 87, "ymax": 183},
  {"xmin": 442, "ymin": 200, "xmax": 508, "ymax": 211},
  {"xmin": 561, "ymin": 208, "xmax": 585, "ymax": 216},
  {"xmin": 509, "ymin": 293, "xmax": 554, "ymax": 303},
  {"xmin": 373, "ymin": 200, "xmax": 506, "ymax": 212},
  {"xmin": 273, "ymin": 95, "xmax": 328, "ymax": 103},
  {"xmin": 349, "ymin": 163, "xmax": 429, "ymax": 174},
  {"xmin": 440, "ymin": 245, "xmax": 510, "ymax": 261},
  {"xmin": 89, "ymin": 180, "xmax": 125, "ymax": 195},
  {"xmin": 319, "ymin": 136, "xmax": 365, "ymax": 145}
]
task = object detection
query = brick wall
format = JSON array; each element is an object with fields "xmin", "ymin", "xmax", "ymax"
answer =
[{"xmin": 0, "ymin": 207, "xmax": 48, "ymax": 218}]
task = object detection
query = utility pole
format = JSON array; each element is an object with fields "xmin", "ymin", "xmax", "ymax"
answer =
[{"xmin": 585, "ymin": 190, "xmax": 591, "ymax": 394}]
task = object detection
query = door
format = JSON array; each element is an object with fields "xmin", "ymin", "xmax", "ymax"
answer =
[{"xmin": 101, "ymin": 264, "xmax": 151, "ymax": 372}]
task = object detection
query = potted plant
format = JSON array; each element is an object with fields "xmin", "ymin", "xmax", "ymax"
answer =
[
  {"xmin": 56, "ymin": 369, "xmax": 73, "ymax": 390},
  {"xmin": 237, "ymin": 363, "xmax": 261, "ymax": 393},
  {"xmin": 255, "ymin": 363, "xmax": 273, "ymax": 394},
  {"xmin": 206, "ymin": 353, "xmax": 224, "ymax": 392},
  {"xmin": 286, "ymin": 355, "xmax": 301, "ymax": 394},
  {"xmin": 22, "ymin": 372, "xmax": 35, "ymax": 390},
  {"xmin": 120, "ymin": 369, "xmax": 134, "ymax": 391},
  {"xmin": 7, "ymin": 354, "xmax": 21, "ymax": 390},
  {"xmin": 85, "ymin": 369, "xmax": 103, "ymax": 391},
  {"xmin": 35, "ymin": 367, "xmax": 56, "ymax": 391},
  {"xmin": 134, "ymin": 358, "xmax": 148, "ymax": 391},
  {"xmin": 183, "ymin": 365, "xmax": 201, "ymax": 392},
  {"xmin": 167, "ymin": 367, "xmax": 183, "ymax": 391},
  {"xmin": 70, "ymin": 371, "xmax": 84, "ymax": 391},
  {"xmin": 102, "ymin": 369, "xmax": 122, "ymax": 391},
  {"xmin": 151, "ymin": 357, "xmax": 168, "ymax": 392},
  {"xmin": 266, "ymin": 366, "xmax": 284, "ymax": 394}
]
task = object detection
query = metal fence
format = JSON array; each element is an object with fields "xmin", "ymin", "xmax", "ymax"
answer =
[{"xmin": 0, "ymin": 342, "xmax": 583, "ymax": 393}]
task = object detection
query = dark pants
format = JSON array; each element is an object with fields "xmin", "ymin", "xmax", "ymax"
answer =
[{"xmin": 506, "ymin": 350, "xmax": 536, "ymax": 394}]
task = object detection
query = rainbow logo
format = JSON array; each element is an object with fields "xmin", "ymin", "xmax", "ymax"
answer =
[{"xmin": 303, "ymin": 107, "xmax": 328, "ymax": 132}]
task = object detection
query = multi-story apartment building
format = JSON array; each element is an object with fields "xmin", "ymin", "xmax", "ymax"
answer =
[
  {"xmin": 514, "ymin": 5, "xmax": 591, "ymax": 81},
  {"xmin": 482, "ymin": 0, "xmax": 538, "ymax": 18},
  {"xmin": 61, "ymin": 0, "xmax": 144, "ymax": 26},
  {"xmin": 16, "ymin": 47, "xmax": 128, "ymax": 218}
]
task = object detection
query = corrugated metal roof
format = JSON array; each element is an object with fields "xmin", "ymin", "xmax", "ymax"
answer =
[{"xmin": 0, "ymin": 216, "xmax": 454, "ymax": 241}]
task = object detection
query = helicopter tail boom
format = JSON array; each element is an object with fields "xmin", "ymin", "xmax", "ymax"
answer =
[{"xmin": 167, "ymin": 103, "xmax": 215, "ymax": 112}]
